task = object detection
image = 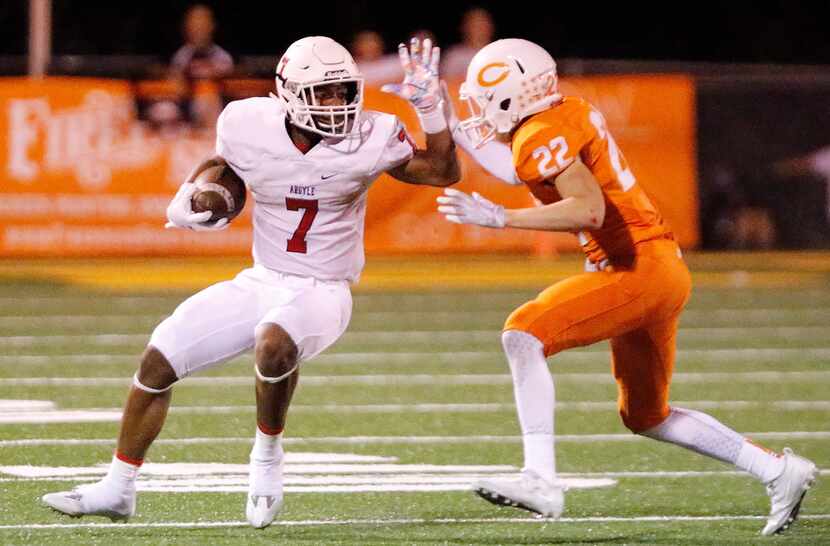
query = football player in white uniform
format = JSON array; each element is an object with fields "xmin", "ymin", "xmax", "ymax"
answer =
[{"xmin": 42, "ymin": 35, "xmax": 460, "ymax": 529}]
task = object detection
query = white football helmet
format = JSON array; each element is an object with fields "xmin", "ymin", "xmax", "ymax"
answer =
[
  {"xmin": 458, "ymin": 38, "xmax": 561, "ymax": 148},
  {"xmin": 275, "ymin": 36, "xmax": 364, "ymax": 138}
]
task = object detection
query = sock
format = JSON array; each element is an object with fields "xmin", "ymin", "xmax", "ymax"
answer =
[
  {"xmin": 641, "ymin": 407, "xmax": 785, "ymax": 482},
  {"xmin": 252, "ymin": 425, "xmax": 284, "ymax": 461},
  {"xmin": 105, "ymin": 452, "xmax": 141, "ymax": 490},
  {"xmin": 523, "ymin": 433, "xmax": 555, "ymax": 483},
  {"xmin": 501, "ymin": 330, "xmax": 556, "ymax": 484},
  {"xmin": 736, "ymin": 439, "xmax": 786, "ymax": 483}
]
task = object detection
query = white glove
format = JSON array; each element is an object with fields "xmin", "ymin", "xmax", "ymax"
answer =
[
  {"xmin": 437, "ymin": 188, "xmax": 506, "ymax": 228},
  {"xmin": 381, "ymin": 37, "xmax": 446, "ymax": 133},
  {"xmin": 382, "ymin": 37, "xmax": 441, "ymax": 112},
  {"xmin": 164, "ymin": 182, "xmax": 229, "ymax": 231}
]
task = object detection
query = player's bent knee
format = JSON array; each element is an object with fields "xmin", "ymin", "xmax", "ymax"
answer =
[
  {"xmin": 255, "ymin": 324, "xmax": 299, "ymax": 382},
  {"xmin": 620, "ymin": 407, "xmax": 670, "ymax": 434},
  {"xmin": 135, "ymin": 346, "xmax": 177, "ymax": 392},
  {"xmin": 501, "ymin": 329, "xmax": 544, "ymax": 356}
]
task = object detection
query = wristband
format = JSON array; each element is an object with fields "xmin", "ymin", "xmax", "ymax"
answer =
[{"xmin": 417, "ymin": 106, "xmax": 448, "ymax": 134}]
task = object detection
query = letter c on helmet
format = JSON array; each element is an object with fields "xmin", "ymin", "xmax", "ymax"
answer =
[{"xmin": 477, "ymin": 62, "xmax": 510, "ymax": 87}]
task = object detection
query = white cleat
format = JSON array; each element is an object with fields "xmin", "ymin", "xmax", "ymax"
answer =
[
  {"xmin": 41, "ymin": 480, "xmax": 135, "ymax": 521},
  {"xmin": 473, "ymin": 469, "xmax": 565, "ymax": 518},
  {"xmin": 761, "ymin": 448, "xmax": 818, "ymax": 536},
  {"xmin": 246, "ymin": 454, "xmax": 284, "ymax": 529}
]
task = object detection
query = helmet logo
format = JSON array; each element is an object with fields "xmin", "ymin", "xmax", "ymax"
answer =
[
  {"xmin": 278, "ymin": 57, "xmax": 289, "ymax": 78},
  {"xmin": 477, "ymin": 62, "xmax": 510, "ymax": 87}
]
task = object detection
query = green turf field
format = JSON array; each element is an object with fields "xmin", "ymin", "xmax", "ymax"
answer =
[{"xmin": 0, "ymin": 254, "xmax": 827, "ymax": 545}]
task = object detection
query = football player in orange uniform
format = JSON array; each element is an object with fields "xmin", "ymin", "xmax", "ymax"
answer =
[{"xmin": 437, "ymin": 38, "xmax": 817, "ymax": 536}]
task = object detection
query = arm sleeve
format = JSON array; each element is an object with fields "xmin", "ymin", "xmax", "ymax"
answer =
[{"xmin": 451, "ymin": 125, "xmax": 522, "ymax": 185}]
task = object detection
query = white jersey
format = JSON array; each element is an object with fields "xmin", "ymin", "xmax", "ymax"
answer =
[{"xmin": 216, "ymin": 97, "xmax": 415, "ymax": 282}]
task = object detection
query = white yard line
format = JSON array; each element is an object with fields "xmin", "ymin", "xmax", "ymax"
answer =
[
  {"xmin": 0, "ymin": 514, "xmax": 828, "ymax": 530},
  {"xmin": 0, "ymin": 330, "xmax": 830, "ymax": 366},
  {"xmin": 2, "ymin": 371, "xmax": 830, "ymax": 388},
  {"xmin": 0, "ymin": 316, "xmax": 162, "ymax": 328},
  {"xmin": 2, "ymin": 431, "xmax": 828, "ymax": 448},
  {"xmin": 0, "ymin": 334, "xmax": 148, "ymax": 346},
  {"xmin": 3, "ymin": 469, "xmax": 828, "ymax": 483},
  {"xmin": 0, "ymin": 297, "xmax": 174, "ymax": 307},
  {"xmin": 5, "ymin": 311, "xmax": 830, "ymax": 339},
  {"xmin": 0, "ymin": 400, "xmax": 56, "ymax": 412},
  {"xmin": 353, "ymin": 308, "xmax": 830, "ymax": 321},
  {"xmin": 163, "ymin": 400, "xmax": 830, "ymax": 413},
  {"xmin": 0, "ymin": 462, "xmax": 516, "ymax": 478},
  {"xmin": 4, "ymin": 348, "xmax": 830, "ymax": 366},
  {"xmin": 3, "ymin": 399, "xmax": 827, "ymax": 424},
  {"xmin": 0, "ymin": 355, "xmax": 138, "ymax": 365},
  {"xmin": 2, "ymin": 344, "xmax": 830, "ymax": 372},
  {"xmin": 7, "ymin": 329, "xmax": 830, "ymax": 347}
]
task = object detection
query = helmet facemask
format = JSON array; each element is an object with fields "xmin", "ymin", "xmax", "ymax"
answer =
[
  {"xmin": 278, "ymin": 76, "xmax": 364, "ymax": 138},
  {"xmin": 458, "ymin": 83, "xmax": 501, "ymax": 148}
]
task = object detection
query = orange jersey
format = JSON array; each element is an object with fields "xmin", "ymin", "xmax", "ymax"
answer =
[{"xmin": 512, "ymin": 97, "xmax": 671, "ymax": 263}]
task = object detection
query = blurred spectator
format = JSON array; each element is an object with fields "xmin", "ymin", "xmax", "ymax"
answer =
[
  {"xmin": 145, "ymin": 4, "xmax": 233, "ymax": 133},
  {"xmin": 411, "ymin": 28, "xmax": 437, "ymax": 48},
  {"xmin": 771, "ymin": 146, "xmax": 830, "ymax": 247},
  {"xmin": 441, "ymin": 7, "xmax": 495, "ymax": 78},
  {"xmin": 774, "ymin": 145, "xmax": 830, "ymax": 221},
  {"xmin": 733, "ymin": 207, "xmax": 776, "ymax": 249},
  {"xmin": 350, "ymin": 30, "xmax": 402, "ymax": 86},
  {"xmin": 170, "ymin": 4, "xmax": 233, "ymax": 81},
  {"xmin": 702, "ymin": 164, "xmax": 778, "ymax": 250}
]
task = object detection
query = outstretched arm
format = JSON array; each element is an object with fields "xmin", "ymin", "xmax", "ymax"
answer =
[
  {"xmin": 386, "ymin": 130, "xmax": 460, "ymax": 186},
  {"xmin": 381, "ymin": 37, "xmax": 460, "ymax": 187},
  {"xmin": 505, "ymin": 159, "xmax": 605, "ymax": 231},
  {"xmin": 437, "ymin": 157, "xmax": 605, "ymax": 232}
]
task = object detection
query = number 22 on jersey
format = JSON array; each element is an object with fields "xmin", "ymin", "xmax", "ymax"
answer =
[
  {"xmin": 286, "ymin": 198, "xmax": 318, "ymax": 254},
  {"xmin": 531, "ymin": 111, "xmax": 636, "ymax": 192}
]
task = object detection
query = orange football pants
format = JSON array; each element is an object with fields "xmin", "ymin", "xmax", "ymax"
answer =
[{"xmin": 504, "ymin": 238, "xmax": 692, "ymax": 432}]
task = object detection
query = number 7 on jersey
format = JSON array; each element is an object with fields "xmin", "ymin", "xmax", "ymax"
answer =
[{"xmin": 286, "ymin": 198, "xmax": 318, "ymax": 254}]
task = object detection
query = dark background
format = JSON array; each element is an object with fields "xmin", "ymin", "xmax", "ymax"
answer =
[
  {"xmin": 2, "ymin": 0, "xmax": 829, "ymax": 249},
  {"xmin": 1, "ymin": 0, "xmax": 828, "ymax": 65}
]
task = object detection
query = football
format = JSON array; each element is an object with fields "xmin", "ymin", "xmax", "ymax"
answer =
[{"xmin": 190, "ymin": 164, "xmax": 247, "ymax": 224}]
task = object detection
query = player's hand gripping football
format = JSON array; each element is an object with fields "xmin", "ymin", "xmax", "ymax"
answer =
[
  {"xmin": 381, "ymin": 37, "xmax": 441, "ymax": 114},
  {"xmin": 165, "ymin": 182, "xmax": 229, "ymax": 231},
  {"xmin": 437, "ymin": 188, "xmax": 506, "ymax": 228}
]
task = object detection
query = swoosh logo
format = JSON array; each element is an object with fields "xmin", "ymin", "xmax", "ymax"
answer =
[{"xmin": 321, "ymin": 173, "xmax": 337, "ymax": 180}]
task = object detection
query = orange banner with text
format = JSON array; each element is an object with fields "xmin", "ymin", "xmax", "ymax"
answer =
[{"xmin": 0, "ymin": 76, "xmax": 696, "ymax": 258}]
